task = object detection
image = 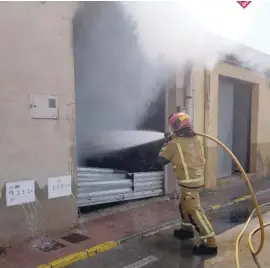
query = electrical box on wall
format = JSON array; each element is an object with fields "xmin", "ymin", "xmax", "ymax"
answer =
[
  {"xmin": 30, "ymin": 94, "xmax": 59, "ymax": 119},
  {"xmin": 5, "ymin": 180, "xmax": 36, "ymax": 207},
  {"xmin": 48, "ymin": 175, "xmax": 72, "ymax": 199}
]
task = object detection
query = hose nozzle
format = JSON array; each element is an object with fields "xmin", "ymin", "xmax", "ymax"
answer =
[{"xmin": 164, "ymin": 132, "xmax": 172, "ymax": 142}]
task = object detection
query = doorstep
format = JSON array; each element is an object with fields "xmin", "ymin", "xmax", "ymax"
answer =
[{"xmin": 1, "ymin": 175, "xmax": 270, "ymax": 268}]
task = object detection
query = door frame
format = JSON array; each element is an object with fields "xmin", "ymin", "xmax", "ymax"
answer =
[
  {"xmin": 203, "ymin": 62, "xmax": 260, "ymax": 189},
  {"xmin": 216, "ymin": 76, "xmax": 235, "ymax": 178}
]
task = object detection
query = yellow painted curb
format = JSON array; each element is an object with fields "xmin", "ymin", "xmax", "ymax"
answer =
[
  {"xmin": 37, "ymin": 241, "xmax": 118, "ymax": 268},
  {"xmin": 233, "ymin": 195, "xmax": 251, "ymax": 203},
  {"xmin": 85, "ymin": 241, "xmax": 118, "ymax": 256},
  {"xmin": 210, "ymin": 204, "xmax": 222, "ymax": 210},
  {"xmin": 48, "ymin": 251, "xmax": 88, "ymax": 268},
  {"xmin": 209, "ymin": 194, "xmax": 252, "ymax": 211}
]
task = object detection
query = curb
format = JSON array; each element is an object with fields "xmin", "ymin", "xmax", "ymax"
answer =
[
  {"xmin": 37, "ymin": 188, "xmax": 270, "ymax": 268},
  {"xmin": 207, "ymin": 188, "xmax": 270, "ymax": 212},
  {"xmin": 37, "ymin": 241, "xmax": 118, "ymax": 268}
]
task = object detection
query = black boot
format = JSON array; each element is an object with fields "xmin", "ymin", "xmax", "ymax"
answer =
[
  {"xmin": 173, "ymin": 229, "xmax": 194, "ymax": 240},
  {"xmin": 192, "ymin": 243, "xmax": 218, "ymax": 256}
]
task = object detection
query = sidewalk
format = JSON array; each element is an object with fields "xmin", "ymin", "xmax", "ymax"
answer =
[
  {"xmin": 0, "ymin": 198, "xmax": 179, "ymax": 268},
  {"xmin": 0, "ymin": 176, "xmax": 269, "ymax": 268},
  {"xmin": 206, "ymin": 211, "xmax": 270, "ymax": 268}
]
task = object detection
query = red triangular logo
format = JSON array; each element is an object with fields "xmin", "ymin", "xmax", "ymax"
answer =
[{"xmin": 237, "ymin": 1, "xmax": 252, "ymax": 9}]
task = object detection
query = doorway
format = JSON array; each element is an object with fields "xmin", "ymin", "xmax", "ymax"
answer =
[
  {"xmin": 217, "ymin": 75, "xmax": 252, "ymax": 178},
  {"xmin": 73, "ymin": 2, "xmax": 168, "ymax": 208}
]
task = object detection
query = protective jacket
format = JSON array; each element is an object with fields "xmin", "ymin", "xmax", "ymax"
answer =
[{"xmin": 158, "ymin": 136, "xmax": 205, "ymax": 189}]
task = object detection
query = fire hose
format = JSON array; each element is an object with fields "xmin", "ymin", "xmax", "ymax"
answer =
[{"xmin": 195, "ymin": 132, "xmax": 270, "ymax": 268}]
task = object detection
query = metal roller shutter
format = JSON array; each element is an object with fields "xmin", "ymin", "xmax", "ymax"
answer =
[{"xmin": 77, "ymin": 167, "xmax": 164, "ymax": 207}]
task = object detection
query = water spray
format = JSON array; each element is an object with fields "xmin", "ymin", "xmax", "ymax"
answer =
[{"xmin": 79, "ymin": 130, "xmax": 164, "ymax": 159}]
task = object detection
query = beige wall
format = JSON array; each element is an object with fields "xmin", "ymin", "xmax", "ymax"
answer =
[
  {"xmin": 0, "ymin": 2, "xmax": 78, "ymax": 245},
  {"xmin": 193, "ymin": 62, "xmax": 270, "ymax": 189}
]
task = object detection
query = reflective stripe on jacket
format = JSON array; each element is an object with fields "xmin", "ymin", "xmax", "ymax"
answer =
[{"xmin": 158, "ymin": 136, "xmax": 205, "ymax": 188}]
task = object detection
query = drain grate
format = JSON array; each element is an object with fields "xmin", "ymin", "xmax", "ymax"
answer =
[
  {"xmin": 61, "ymin": 233, "xmax": 89, "ymax": 244},
  {"xmin": 0, "ymin": 247, "xmax": 7, "ymax": 255}
]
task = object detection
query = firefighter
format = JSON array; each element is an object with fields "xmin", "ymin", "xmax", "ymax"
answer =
[{"xmin": 158, "ymin": 112, "xmax": 218, "ymax": 255}]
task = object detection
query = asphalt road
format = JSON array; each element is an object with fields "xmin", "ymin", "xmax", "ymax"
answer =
[
  {"xmin": 71, "ymin": 229, "xmax": 207, "ymax": 268},
  {"xmin": 69, "ymin": 199, "xmax": 253, "ymax": 268}
]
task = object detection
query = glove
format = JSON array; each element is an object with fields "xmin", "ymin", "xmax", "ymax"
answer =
[{"xmin": 164, "ymin": 132, "xmax": 172, "ymax": 143}]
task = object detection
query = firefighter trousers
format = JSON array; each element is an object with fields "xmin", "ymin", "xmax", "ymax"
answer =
[{"xmin": 179, "ymin": 187, "xmax": 215, "ymax": 240}]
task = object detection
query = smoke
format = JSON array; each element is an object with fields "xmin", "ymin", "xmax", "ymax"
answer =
[
  {"xmin": 73, "ymin": 2, "xmax": 171, "ymax": 162},
  {"xmin": 73, "ymin": 1, "xmax": 270, "ymax": 163},
  {"xmin": 121, "ymin": 1, "xmax": 270, "ymax": 71}
]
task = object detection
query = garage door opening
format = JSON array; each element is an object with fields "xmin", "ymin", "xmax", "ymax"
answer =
[
  {"xmin": 76, "ymin": 92, "xmax": 166, "ymax": 210},
  {"xmin": 73, "ymin": 2, "xmax": 168, "ymax": 209},
  {"xmin": 83, "ymin": 89, "xmax": 165, "ymax": 173},
  {"xmin": 217, "ymin": 75, "xmax": 253, "ymax": 178}
]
